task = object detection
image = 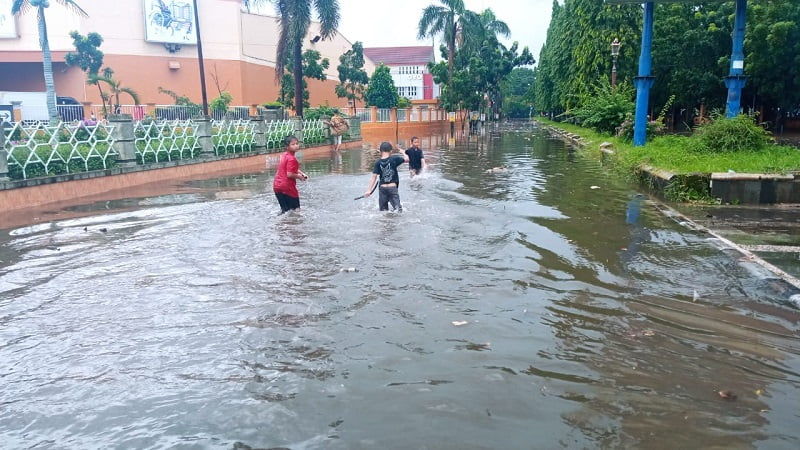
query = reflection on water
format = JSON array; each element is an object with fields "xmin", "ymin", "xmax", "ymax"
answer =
[{"xmin": 0, "ymin": 123, "xmax": 798, "ymax": 448}]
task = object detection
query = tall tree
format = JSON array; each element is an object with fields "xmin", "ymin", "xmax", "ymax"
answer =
[
  {"xmin": 65, "ymin": 31, "xmax": 109, "ymax": 115},
  {"xmin": 12, "ymin": 0, "xmax": 88, "ymax": 122},
  {"xmin": 461, "ymin": 8, "xmax": 510, "ymax": 54},
  {"xmin": 744, "ymin": 0, "xmax": 800, "ymax": 123},
  {"xmin": 93, "ymin": 69, "xmax": 140, "ymax": 113},
  {"xmin": 335, "ymin": 41, "xmax": 369, "ymax": 113},
  {"xmin": 253, "ymin": 0, "xmax": 340, "ymax": 117},
  {"xmin": 278, "ymin": 49, "xmax": 329, "ymax": 109},
  {"xmin": 417, "ymin": 0, "xmax": 477, "ymax": 89},
  {"xmin": 365, "ymin": 64, "xmax": 399, "ymax": 109}
]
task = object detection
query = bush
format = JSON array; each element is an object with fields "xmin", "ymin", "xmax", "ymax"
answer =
[
  {"xmin": 210, "ymin": 92, "xmax": 233, "ymax": 114},
  {"xmin": 304, "ymin": 106, "xmax": 342, "ymax": 120},
  {"xmin": 261, "ymin": 101, "xmax": 284, "ymax": 110},
  {"xmin": 615, "ymin": 117, "xmax": 665, "ymax": 142},
  {"xmin": 693, "ymin": 114, "xmax": 773, "ymax": 152},
  {"xmin": 568, "ymin": 82, "xmax": 634, "ymax": 134}
]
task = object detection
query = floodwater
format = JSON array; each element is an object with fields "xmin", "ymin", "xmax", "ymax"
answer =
[{"xmin": 1, "ymin": 122, "xmax": 799, "ymax": 449}]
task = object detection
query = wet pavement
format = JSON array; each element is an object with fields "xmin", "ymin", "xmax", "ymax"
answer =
[
  {"xmin": 680, "ymin": 204, "xmax": 800, "ymax": 281},
  {"xmin": 1, "ymin": 123, "xmax": 799, "ymax": 449}
]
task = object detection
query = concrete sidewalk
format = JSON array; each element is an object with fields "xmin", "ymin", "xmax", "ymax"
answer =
[{"xmin": 679, "ymin": 203, "xmax": 800, "ymax": 280}]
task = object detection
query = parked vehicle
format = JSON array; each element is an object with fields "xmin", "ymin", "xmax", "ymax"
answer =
[{"xmin": 57, "ymin": 96, "xmax": 84, "ymax": 122}]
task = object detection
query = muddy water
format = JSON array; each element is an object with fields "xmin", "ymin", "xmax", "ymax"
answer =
[{"xmin": 0, "ymin": 123, "xmax": 798, "ymax": 449}]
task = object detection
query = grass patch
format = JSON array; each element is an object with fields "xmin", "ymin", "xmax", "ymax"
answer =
[{"xmin": 537, "ymin": 118, "xmax": 800, "ymax": 175}]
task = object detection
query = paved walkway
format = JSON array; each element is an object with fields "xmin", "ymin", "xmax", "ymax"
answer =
[{"xmin": 680, "ymin": 203, "xmax": 800, "ymax": 281}]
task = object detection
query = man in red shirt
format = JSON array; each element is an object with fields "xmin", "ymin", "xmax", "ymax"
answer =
[{"xmin": 273, "ymin": 135, "xmax": 308, "ymax": 213}]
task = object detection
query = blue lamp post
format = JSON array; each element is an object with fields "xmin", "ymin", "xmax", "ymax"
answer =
[
  {"xmin": 725, "ymin": 0, "xmax": 748, "ymax": 118},
  {"xmin": 607, "ymin": 0, "xmax": 750, "ymax": 145},
  {"xmin": 632, "ymin": 2, "xmax": 655, "ymax": 146}
]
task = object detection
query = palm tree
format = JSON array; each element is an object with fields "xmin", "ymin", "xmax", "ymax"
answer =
[
  {"xmin": 473, "ymin": 9, "xmax": 510, "ymax": 45},
  {"xmin": 417, "ymin": 0, "xmax": 477, "ymax": 86},
  {"xmin": 252, "ymin": 0, "xmax": 340, "ymax": 118},
  {"xmin": 12, "ymin": 0, "xmax": 88, "ymax": 123},
  {"xmin": 92, "ymin": 70, "xmax": 141, "ymax": 115}
]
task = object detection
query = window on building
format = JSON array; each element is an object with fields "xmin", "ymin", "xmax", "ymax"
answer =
[{"xmin": 397, "ymin": 86, "xmax": 419, "ymax": 98}]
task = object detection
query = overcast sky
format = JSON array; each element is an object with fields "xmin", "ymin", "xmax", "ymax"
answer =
[
  {"xmin": 336, "ymin": 0, "xmax": 552, "ymax": 62},
  {"xmin": 249, "ymin": 0, "xmax": 553, "ymax": 64}
]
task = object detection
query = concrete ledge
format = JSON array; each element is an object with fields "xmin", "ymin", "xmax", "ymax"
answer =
[
  {"xmin": 640, "ymin": 164, "xmax": 675, "ymax": 181},
  {"xmin": 710, "ymin": 172, "xmax": 795, "ymax": 181}
]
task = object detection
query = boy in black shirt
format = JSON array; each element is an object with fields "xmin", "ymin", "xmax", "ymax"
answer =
[
  {"xmin": 363, "ymin": 142, "xmax": 409, "ymax": 211},
  {"xmin": 404, "ymin": 136, "xmax": 426, "ymax": 177}
]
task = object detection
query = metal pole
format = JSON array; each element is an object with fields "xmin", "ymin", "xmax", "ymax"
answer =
[
  {"xmin": 725, "ymin": 0, "xmax": 747, "ymax": 118},
  {"xmin": 633, "ymin": 2, "xmax": 656, "ymax": 147},
  {"xmin": 611, "ymin": 55, "xmax": 618, "ymax": 88},
  {"xmin": 193, "ymin": 0, "xmax": 209, "ymax": 117}
]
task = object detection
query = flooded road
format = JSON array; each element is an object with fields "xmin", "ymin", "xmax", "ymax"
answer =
[{"xmin": 1, "ymin": 123, "xmax": 799, "ymax": 449}]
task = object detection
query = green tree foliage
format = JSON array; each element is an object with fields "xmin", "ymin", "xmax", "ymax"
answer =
[
  {"xmin": 417, "ymin": 0, "xmax": 478, "ymax": 91},
  {"xmin": 65, "ymin": 31, "xmax": 103, "ymax": 76},
  {"xmin": 502, "ymin": 68, "xmax": 535, "ymax": 118},
  {"xmin": 568, "ymin": 81, "xmax": 635, "ymax": 134},
  {"xmin": 13, "ymin": 0, "xmax": 88, "ymax": 122},
  {"xmin": 335, "ymin": 41, "xmax": 369, "ymax": 112},
  {"xmin": 92, "ymin": 69, "xmax": 140, "ymax": 113},
  {"xmin": 745, "ymin": 0, "xmax": 800, "ymax": 116},
  {"xmin": 535, "ymin": 0, "xmax": 800, "ymax": 128},
  {"xmin": 365, "ymin": 65, "xmax": 399, "ymax": 108},
  {"xmin": 210, "ymin": 92, "xmax": 233, "ymax": 114},
  {"xmin": 534, "ymin": 0, "xmax": 639, "ymax": 116},
  {"xmin": 279, "ymin": 49, "xmax": 330, "ymax": 110},
  {"xmin": 430, "ymin": 32, "xmax": 533, "ymax": 115},
  {"xmin": 65, "ymin": 30, "xmax": 108, "ymax": 114},
  {"xmin": 251, "ymin": 0, "xmax": 340, "ymax": 117}
]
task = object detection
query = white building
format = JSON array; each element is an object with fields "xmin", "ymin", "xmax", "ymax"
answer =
[{"xmin": 363, "ymin": 46, "xmax": 439, "ymax": 101}]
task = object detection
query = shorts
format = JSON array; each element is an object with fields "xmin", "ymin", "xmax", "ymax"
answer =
[
  {"xmin": 275, "ymin": 192, "xmax": 300, "ymax": 213},
  {"xmin": 378, "ymin": 185, "xmax": 401, "ymax": 212}
]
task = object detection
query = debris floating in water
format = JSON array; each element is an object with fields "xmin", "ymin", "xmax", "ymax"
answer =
[
  {"xmin": 340, "ymin": 267, "xmax": 358, "ymax": 273},
  {"xmin": 485, "ymin": 167, "xmax": 508, "ymax": 174},
  {"xmin": 451, "ymin": 321, "xmax": 469, "ymax": 326},
  {"xmin": 590, "ymin": 186, "xmax": 601, "ymax": 190},
  {"xmin": 718, "ymin": 390, "xmax": 737, "ymax": 400}
]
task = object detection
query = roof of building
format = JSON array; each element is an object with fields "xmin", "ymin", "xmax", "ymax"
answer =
[{"xmin": 363, "ymin": 46, "xmax": 435, "ymax": 66}]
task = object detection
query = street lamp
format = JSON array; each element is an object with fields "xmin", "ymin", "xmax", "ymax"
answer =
[
  {"xmin": 192, "ymin": 0, "xmax": 209, "ymax": 117},
  {"xmin": 611, "ymin": 38, "xmax": 621, "ymax": 88}
]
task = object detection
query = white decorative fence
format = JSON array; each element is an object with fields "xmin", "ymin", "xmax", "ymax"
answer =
[
  {"xmin": 2, "ymin": 121, "xmax": 116, "ymax": 180},
  {"xmin": 2, "ymin": 116, "xmax": 362, "ymax": 182},
  {"xmin": 134, "ymin": 120, "xmax": 199, "ymax": 163},
  {"xmin": 212, "ymin": 119, "xmax": 257, "ymax": 155}
]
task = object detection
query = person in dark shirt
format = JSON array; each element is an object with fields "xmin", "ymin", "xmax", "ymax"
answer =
[
  {"xmin": 404, "ymin": 136, "xmax": 427, "ymax": 177},
  {"xmin": 363, "ymin": 141, "xmax": 409, "ymax": 211}
]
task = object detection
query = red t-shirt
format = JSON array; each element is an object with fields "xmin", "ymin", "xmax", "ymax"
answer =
[{"xmin": 273, "ymin": 151, "xmax": 300, "ymax": 198}]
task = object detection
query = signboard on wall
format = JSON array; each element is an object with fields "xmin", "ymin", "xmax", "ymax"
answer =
[
  {"xmin": 0, "ymin": 0, "xmax": 18, "ymax": 39},
  {"xmin": 0, "ymin": 105, "xmax": 13, "ymax": 124},
  {"xmin": 143, "ymin": 0, "xmax": 197, "ymax": 45}
]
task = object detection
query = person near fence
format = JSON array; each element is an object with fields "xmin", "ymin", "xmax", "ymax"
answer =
[
  {"xmin": 404, "ymin": 136, "xmax": 427, "ymax": 177},
  {"xmin": 363, "ymin": 142, "xmax": 409, "ymax": 212},
  {"xmin": 273, "ymin": 135, "xmax": 308, "ymax": 213},
  {"xmin": 325, "ymin": 113, "xmax": 349, "ymax": 152}
]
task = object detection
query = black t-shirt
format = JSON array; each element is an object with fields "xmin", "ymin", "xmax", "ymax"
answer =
[
  {"xmin": 405, "ymin": 147, "xmax": 424, "ymax": 170},
  {"xmin": 373, "ymin": 155, "xmax": 405, "ymax": 186}
]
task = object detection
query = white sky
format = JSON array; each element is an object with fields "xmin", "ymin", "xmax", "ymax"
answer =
[
  {"xmin": 337, "ymin": 0, "xmax": 552, "ymax": 62},
  {"xmin": 249, "ymin": 0, "xmax": 553, "ymax": 63}
]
